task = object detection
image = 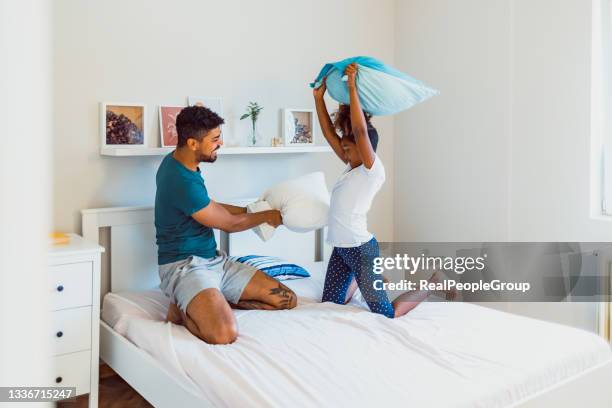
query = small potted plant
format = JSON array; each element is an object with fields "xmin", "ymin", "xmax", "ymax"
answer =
[{"xmin": 240, "ymin": 101, "xmax": 263, "ymax": 146}]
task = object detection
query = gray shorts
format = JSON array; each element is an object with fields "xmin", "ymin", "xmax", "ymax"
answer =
[{"xmin": 158, "ymin": 251, "xmax": 258, "ymax": 313}]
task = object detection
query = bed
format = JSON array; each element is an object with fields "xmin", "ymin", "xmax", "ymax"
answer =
[{"xmin": 82, "ymin": 206, "xmax": 612, "ymax": 408}]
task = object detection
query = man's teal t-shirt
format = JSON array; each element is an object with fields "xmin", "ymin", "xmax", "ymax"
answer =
[{"xmin": 155, "ymin": 153, "xmax": 216, "ymax": 265}]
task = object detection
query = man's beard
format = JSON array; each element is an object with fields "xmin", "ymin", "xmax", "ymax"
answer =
[{"xmin": 197, "ymin": 148, "xmax": 219, "ymax": 163}]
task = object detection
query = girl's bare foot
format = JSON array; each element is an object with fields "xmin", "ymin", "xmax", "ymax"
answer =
[
  {"xmin": 392, "ymin": 288, "xmax": 431, "ymax": 317},
  {"xmin": 393, "ymin": 272, "xmax": 439, "ymax": 317},
  {"xmin": 391, "ymin": 270, "xmax": 459, "ymax": 317},
  {"xmin": 166, "ymin": 302, "xmax": 184, "ymax": 324}
]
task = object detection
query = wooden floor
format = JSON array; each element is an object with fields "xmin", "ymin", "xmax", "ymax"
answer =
[{"xmin": 58, "ymin": 364, "xmax": 151, "ymax": 408}]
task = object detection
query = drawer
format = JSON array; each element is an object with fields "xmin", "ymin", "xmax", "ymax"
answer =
[
  {"xmin": 51, "ymin": 307, "xmax": 91, "ymax": 356},
  {"xmin": 49, "ymin": 262, "xmax": 92, "ymax": 311},
  {"xmin": 53, "ymin": 350, "xmax": 90, "ymax": 396}
]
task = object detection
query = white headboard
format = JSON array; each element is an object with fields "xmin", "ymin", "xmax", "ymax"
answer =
[{"xmin": 81, "ymin": 205, "xmax": 325, "ymax": 295}]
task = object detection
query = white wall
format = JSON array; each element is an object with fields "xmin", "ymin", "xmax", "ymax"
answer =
[
  {"xmin": 53, "ymin": 0, "xmax": 396, "ymax": 242},
  {"xmin": 393, "ymin": 0, "xmax": 512, "ymax": 242},
  {"xmin": 510, "ymin": 0, "xmax": 612, "ymax": 242},
  {"xmin": 394, "ymin": 0, "xmax": 612, "ymax": 244},
  {"xmin": 0, "ymin": 0, "xmax": 52, "ymax": 398},
  {"xmin": 508, "ymin": 0, "xmax": 611, "ymax": 333},
  {"xmin": 393, "ymin": 0, "xmax": 612, "ymax": 332}
]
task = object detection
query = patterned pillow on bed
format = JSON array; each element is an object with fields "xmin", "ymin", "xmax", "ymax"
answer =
[{"xmin": 230, "ymin": 255, "xmax": 311, "ymax": 280}]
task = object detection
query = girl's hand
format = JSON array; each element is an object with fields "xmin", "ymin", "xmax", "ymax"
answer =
[
  {"xmin": 313, "ymin": 77, "xmax": 327, "ymax": 100},
  {"xmin": 344, "ymin": 63, "xmax": 358, "ymax": 89}
]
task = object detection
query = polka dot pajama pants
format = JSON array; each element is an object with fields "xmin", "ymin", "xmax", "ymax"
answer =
[{"xmin": 322, "ymin": 237, "xmax": 395, "ymax": 318}]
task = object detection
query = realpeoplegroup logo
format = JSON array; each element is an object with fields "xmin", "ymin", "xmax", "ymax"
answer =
[
  {"xmin": 366, "ymin": 242, "xmax": 612, "ymax": 302},
  {"xmin": 371, "ymin": 253, "xmax": 531, "ymax": 294}
]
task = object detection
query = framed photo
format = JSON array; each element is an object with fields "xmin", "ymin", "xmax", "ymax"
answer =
[
  {"xmin": 101, "ymin": 102, "xmax": 146, "ymax": 147},
  {"xmin": 159, "ymin": 105, "xmax": 185, "ymax": 147},
  {"xmin": 283, "ymin": 109, "xmax": 315, "ymax": 145}
]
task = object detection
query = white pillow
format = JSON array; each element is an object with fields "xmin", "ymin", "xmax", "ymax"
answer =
[{"xmin": 249, "ymin": 172, "xmax": 330, "ymax": 241}]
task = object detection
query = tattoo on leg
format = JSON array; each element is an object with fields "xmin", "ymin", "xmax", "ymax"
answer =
[
  {"xmin": 231, "ymin": 300, "xmax": 277, "ymax": 310},
  {"xmin": 269, "ymin": 283, "xmax": 295, "ymax": 308}
]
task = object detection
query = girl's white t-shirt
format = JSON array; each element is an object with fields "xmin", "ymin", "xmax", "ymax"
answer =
[{"xmin": 326, "ymin": 155, "xmax": 386, "ymax": 247}]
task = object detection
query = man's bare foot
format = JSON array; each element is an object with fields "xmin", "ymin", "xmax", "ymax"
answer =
[
  {"xmin": 429, "ymin": 271, "xmax": 458, "ymax": 301},
  {"xmin": 166, "ymin": 302, "xmax": 184, "ymax": 324}
]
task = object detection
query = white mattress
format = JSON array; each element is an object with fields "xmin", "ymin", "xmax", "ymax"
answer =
[{"xmin": 102, "ymin": 261, "xmax": 612, "ymax": 408}]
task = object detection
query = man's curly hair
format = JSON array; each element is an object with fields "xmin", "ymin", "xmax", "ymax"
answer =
[{"xmin": 175, "ymin": 105, "xmax": 225, "ymax": 147}]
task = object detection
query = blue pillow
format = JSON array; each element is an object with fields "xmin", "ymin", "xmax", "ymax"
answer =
[
  {"xmin": 310, "ymin": 56, "xmax": 439, "ymax": 116},
  {"xmin": 230, "ymin": 255, "xmax": 311, "ymax": 280}
]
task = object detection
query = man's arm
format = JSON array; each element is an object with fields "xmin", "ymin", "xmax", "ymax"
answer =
[
  {"xmin": 192, "ymin": 200, "xmax": 281, "ymax": 233},
  {"xmin": 218, "ymin": 203, "xmax": 246, "ymax": 215}
]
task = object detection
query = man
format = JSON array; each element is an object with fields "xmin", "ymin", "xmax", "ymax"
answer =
[{"xmin": 155, "ymin": 105, "xmax": 297, "ymax": 345}]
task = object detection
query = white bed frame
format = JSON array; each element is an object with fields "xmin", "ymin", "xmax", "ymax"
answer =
[{"xmin": 82, "ymin": 206, "xmax": 612, "ymax": 408}]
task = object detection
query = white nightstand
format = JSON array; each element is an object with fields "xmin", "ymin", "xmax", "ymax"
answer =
[{"xmin": 49, "ymin": 233, "xmax": 104, "ymax": 407}]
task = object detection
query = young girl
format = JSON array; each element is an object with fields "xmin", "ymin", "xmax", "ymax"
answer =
[{"xmin": 314, "ymin": 63, "xmax": 439, "ymax": 318}]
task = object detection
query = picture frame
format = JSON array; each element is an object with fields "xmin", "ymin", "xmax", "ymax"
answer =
[
  {"xmin": 100, "ymin": 102, "xmax": 146, "ymax": 148},
  {"xmin": 283, "ymin": 109, "xmax": 315, "ymax": 146},
  {"xmin": 159, "ymin": 105, "xmax": 185, "ymax": 148}
]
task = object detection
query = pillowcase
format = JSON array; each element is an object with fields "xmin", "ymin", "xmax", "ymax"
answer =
[
  {"xmin": 262, "ymin": 171, "xmax": 330, "ymax": 232},
  {"xmin": 230, "ymin": 255, "xmax": 311, "ymax": 280},
  {"xmin": 247, "ymin": 200, "xmax": 276, "ymax": 241},
  {"xmin": 310, "ymin": 55, "xmax": 439, "ymax": 116},
  {"xmin": 248, "ymin": 172, "xmax": 330, "ymax": 241}
]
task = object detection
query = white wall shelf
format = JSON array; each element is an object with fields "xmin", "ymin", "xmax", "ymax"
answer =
[{"xmin": 100, "ymin": 146, "xmax": 332, "ymax": 157}]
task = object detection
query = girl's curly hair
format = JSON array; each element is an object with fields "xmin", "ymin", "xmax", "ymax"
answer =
[{"xmin": 332, "ymin": 104, "xmax": 378, "ymax": 151}]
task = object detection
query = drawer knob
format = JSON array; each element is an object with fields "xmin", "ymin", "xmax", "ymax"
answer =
[
  {"xmin": 55, "ymin": 376, "xmax": 62, "ymax": 384},
  {"xmin": 56, "ymin": 331, "xmax": 63, "ymax": 338},
  {"xmin": 56, "ymin": 285, "xmax": 64, "ymax": 292}
]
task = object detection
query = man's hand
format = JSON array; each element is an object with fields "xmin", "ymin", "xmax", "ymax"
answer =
[
  {"xmin": 344, "ymin": 63, "xmax": 358, "ymax": 90},
  {"xmin": 313, "ymin": 77, "xmax": 327, "ymax": 100},
  {"xmin": 265, "ymin": 209, "xmax": 282, "ymax": 228}
]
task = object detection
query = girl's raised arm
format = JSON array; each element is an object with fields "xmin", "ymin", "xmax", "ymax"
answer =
[
  {"xmin": 345, "ymin": 63, "xmax": 375, "ymax": 169},
  {"xmin": 313, "ymin": 79, "xmax": 346, "ymax": 163}
]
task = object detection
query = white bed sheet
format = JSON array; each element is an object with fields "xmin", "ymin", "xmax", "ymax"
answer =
[{"xmin": 102, "ymin": 261, "xmax": 612, "ymax": 408}]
